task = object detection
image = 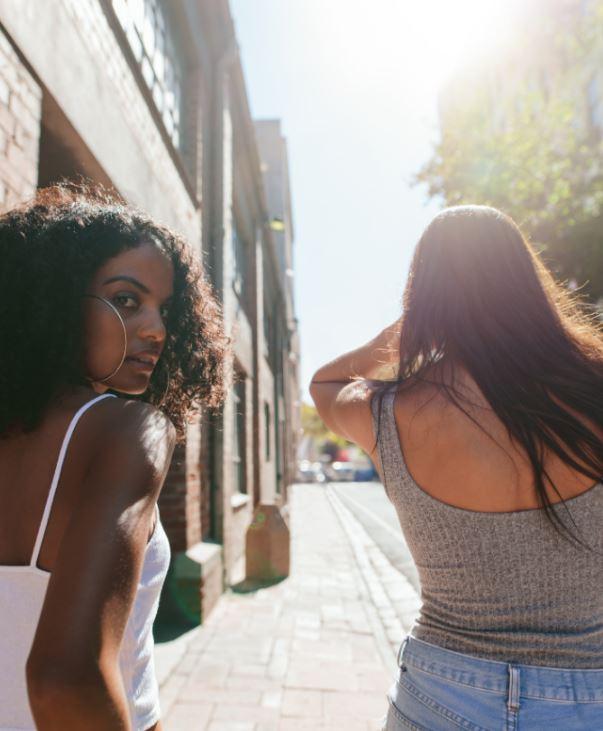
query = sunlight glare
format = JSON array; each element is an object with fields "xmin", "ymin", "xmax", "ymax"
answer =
[
  {"xmin": 412, "ymin": 0, "xmax": 520, "ymax": 90},
  {"xmin": 311, "ymin": 0, "xmax": 520, "ymax": 99}
]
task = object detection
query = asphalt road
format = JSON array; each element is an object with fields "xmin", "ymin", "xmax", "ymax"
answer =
[{"xmin": 330, "ymin": 480, "xmax": 421, "ymax": 594}]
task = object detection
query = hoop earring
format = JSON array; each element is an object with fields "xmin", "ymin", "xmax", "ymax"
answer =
[{"xmin": 82, "ymin": 294, "xmax": 128, "ymax": 382}]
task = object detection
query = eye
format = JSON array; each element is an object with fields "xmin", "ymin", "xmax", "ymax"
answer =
[
  {"xmin": 160, "ymin": 303, "xmax": 171, "ymax": 321},
  {"xmin": 112, "ymin": 293, "xmax": 139, "ymax": 310}
]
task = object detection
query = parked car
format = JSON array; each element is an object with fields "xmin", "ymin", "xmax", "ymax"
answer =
[
  {"xmin": 296, "ymin": 460, "xmax": 326, "ymax": 483},
  {"xmin": 324, "ymin": 461, "xmax": 355, "ymax": 482},
  {"xmin": 353, "ymin": 463, "xmax": 379, "ymax": 482}
]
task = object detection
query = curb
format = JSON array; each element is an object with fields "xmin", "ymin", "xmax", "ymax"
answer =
[{"xmin": 325, "ymin": 484, "xmax": 421, "ymax": 670}]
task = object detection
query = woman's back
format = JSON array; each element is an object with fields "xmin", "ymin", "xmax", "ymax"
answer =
[
  {"xmin": 0, "ymin": 390, "xmax": 114, "ymax": 570},
  {"xmin": 373, "ymin": 375, "xmax": 603, "ymax": 667},
  {"xmin": 391, "ymin": 368, "xmax": 601, "ymax": 512},
  {"xmin": 0, "ymin": 393, "xmax": 116, "ymax": 728}
]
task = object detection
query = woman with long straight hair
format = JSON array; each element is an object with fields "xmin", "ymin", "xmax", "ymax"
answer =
[
  {"xmin": 0, "ymin": 185, "xmax": 227, "ymax": 730},
  {"xmin": 311, "ymin": 206, "xmax": 603, "ymax": 730}
]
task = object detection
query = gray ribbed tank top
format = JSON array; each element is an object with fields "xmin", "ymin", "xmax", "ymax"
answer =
[{"xmin": 372, "ymin": 388, "xmax": 603, "ymax": 668}]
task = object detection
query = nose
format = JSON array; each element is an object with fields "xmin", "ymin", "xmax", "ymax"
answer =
[{"xmin": 138, "ymin": 305, "xmax": 167, "ymax": 345}]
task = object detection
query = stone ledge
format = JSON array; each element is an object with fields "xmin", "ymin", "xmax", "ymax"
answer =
[
  {"xmin": 186, "ymin": 540, "xmax": 222, "ymax": 571},
  {"xmin": 154, "ymin": 541, "xmax": 224, "ymax": 644}
]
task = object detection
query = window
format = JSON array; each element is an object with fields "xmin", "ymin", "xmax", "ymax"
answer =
[
  {"xmin": 232, "ymin": 222, "xmax": 248, "ymax": 302},
  {"xmin": 233, "ymin": 378, "xmax": 246, "ymax": 493},
  {"xmin": 111, "ymin": 0, "xmax": 183, "ymax": 149}
]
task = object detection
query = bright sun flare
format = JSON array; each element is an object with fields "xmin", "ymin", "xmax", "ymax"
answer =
[
  {"xmin": 314, "ymin": 0, "xmax": 520, "ymax": 97},
  {"xmin": 412, "ymin": 0, "xmax": 520, "ymax": 89}
]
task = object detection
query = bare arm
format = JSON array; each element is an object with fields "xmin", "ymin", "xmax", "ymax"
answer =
[
  {"xmin": 310, "ymin": 320, "xmax": 401, "ymax": 385},
  {"xmin": 26, "ymin": 402, "xmax": 175, "ymax": 730},
  {"xmin": 309, "ymin": 321, "xmax": 401, "ymax": 453}
]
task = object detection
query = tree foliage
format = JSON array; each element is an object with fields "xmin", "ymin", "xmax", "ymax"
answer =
[
  {"xmin": 301, "ymin": 402, "xmax": 349, "ymax": 448},
  {"xmin": 415, "ymin": 2, "xmax": 603, "ymax": 300}
]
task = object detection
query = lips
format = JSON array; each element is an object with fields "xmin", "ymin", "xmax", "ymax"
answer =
[{"xmin": 125, "ymin": 352, "xmax": 159, "ymax": 368}]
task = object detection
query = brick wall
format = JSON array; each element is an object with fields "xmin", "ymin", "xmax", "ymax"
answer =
[
  {"xmin": 159, "ymin": 416, "xmax": 204, "ymax": 553},
  {"xmin": 0, "ymin": 26, "xmax": 41, "ymax": 212},
  {"xmin": 159, "ymin": 408, "xmax": 217, "ymax": 551},
  {"xmin": 159, "ymin": 443, "xmax": 188, "ymax": 554}
]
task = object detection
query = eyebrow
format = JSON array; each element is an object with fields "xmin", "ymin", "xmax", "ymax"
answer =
[{"xmin": 102, "ymin": 275, "xmax": 150, "ymax": 294}]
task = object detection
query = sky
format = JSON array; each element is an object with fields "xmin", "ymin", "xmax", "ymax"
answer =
[{"xmin": 230, "ymin": 0, "xmax": 518, "ymax": 400}]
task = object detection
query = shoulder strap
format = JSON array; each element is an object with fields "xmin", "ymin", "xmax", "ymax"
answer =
[
  {"xmin": 370, "ymin": 387, "xmax": 406, "ymax": 497},
  {"xmin": 30, "ymin": 393, "xmax": 117, "ymax": 568}
]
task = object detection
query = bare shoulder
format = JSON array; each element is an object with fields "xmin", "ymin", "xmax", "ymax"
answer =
[
  {"xmin": 88, "ymin": 396, "xmax": 175, "ymax": 435},
  {"xmin": 81, "ymin": 397, "xmax": 176, "ymax": 498}
]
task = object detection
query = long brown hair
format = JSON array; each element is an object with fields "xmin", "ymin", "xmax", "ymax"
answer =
[{"xmin": 378, "ymin": 205, "xmax": 603, "ymax": 543}]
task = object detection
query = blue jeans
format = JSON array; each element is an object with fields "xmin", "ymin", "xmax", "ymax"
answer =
[{"xmin": 383, "ymin": 636, "xmax": 603, "ymax": 730}]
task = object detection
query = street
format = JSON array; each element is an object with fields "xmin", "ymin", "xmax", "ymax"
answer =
[{"xmin": 330, "ymin": 482, "xmax": 420, "ymax": 595}]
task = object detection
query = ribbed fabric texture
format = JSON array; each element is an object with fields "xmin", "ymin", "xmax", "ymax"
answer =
[
  {"xmin": 372, "ymin": 388, "xmax": 603, "ymax": 668},
  {"xmin": 0, "ymin": 394, "xmax": 170, "ymax": 730}
]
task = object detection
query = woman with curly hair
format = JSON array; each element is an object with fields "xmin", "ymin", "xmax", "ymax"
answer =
[
  {"xmin": 311, "ymin": 206, "xmax": 603, "ymax": 730},
  {"xmin": 0, "ymin": 185, "xmax": 227, "ymax": 731}
]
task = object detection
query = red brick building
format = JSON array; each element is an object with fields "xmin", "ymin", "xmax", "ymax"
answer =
[{"xmin": 0, "ymin": 0, "xmax": 300, "ymax": 624}]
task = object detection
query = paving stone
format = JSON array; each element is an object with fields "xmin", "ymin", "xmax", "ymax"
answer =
[
  {"xmin": 211, "ymin": 704, "xmax": 280, "ymax": 722},
  {"xmin": 260, "ymin": 688, "xmax": 283, "ymax": 709},
  {"xmin": 281, "ymin": 688, "xmax": 323, "ymax": 717},
  {"xmin": 164, "ymin": 701, "xmax": 214, "ymax": 730}
]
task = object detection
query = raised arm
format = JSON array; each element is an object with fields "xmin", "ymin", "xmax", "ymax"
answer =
[
  {"xmin": 26, "ymin": 401, "xmax": 175, "ymax": 730},
  {"xmin": 309, "ymin": 320, "xmax": 401, "ymax": 454}
]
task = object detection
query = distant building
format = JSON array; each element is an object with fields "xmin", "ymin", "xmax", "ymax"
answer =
[
  {"xmin": 254, "ymin": 119, "xmax": 301, "ymax": 495},
  {"xmin": 0, "ymin": 0, "xmax": 300, "ymax": 624}
]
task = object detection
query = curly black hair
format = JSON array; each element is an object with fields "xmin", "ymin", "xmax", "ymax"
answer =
[{"xmin": 0, "ymin": 183, "xmax": 228, "ymax": 437}]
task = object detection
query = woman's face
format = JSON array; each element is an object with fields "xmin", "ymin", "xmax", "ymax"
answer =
[{"xmin": 82, "ymin": 242, "xmax": 174, "ymax": 395}]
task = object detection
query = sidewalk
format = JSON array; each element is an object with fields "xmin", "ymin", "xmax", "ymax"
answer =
[{"xmin": 157, "ymin": 483, "xmax": 420, "ymax": 731}]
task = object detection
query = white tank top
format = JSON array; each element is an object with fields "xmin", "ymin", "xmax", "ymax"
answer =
[{"xmin": 0, "ymin": 394, "xmax": 171, "ymax": 731}]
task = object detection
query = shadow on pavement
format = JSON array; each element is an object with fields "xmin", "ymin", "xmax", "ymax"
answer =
[
  {"xmin": 153, "ymin": 618, "xmax": 197, "ymax": 643},
  {"xmin": 230, "ymin": 576, "xmax": 288, "ymax": 594}
]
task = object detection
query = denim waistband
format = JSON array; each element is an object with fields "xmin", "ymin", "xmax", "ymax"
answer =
[{"xmin": 400, "ymin": 635, "xmax": 603, "ymax": 703}]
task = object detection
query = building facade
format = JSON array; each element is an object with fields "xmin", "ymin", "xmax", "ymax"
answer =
[
  {"xmin": 254, "ymin": 120, "xmax": 300, "ymax": 496},
  {"xmin": 0, "ymin": 0, "xmax": 299, "ymax": 623}
]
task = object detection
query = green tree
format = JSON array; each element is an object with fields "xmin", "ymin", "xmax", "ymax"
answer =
[
  {"xmin": 416, "ymin": 2, "xmax": 603, "ymax": 300},
  {"xmin": 301, "ymin": 402, "xmax": 350, "ymax": 450}
]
